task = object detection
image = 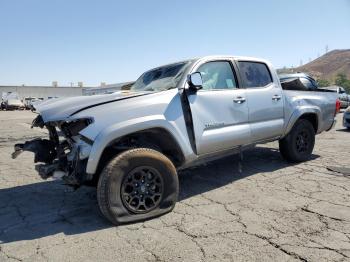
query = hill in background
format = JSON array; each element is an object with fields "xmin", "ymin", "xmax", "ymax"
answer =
[{"xmin": 278, "ymin": 49, "xmax": 350, "ymax": 82}]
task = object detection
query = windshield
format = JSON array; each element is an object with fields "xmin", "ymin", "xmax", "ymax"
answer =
[{"xmin": 130, "ymin": 61, "xmax": 192, "ymax": 92}]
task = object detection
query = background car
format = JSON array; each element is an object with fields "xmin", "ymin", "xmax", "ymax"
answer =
[
  {"xmin": 4, "ymin": 98, "xmax": 25, "ymax": 110},
  {"xmin": 322, "ymin": 86, "xmax": 350, "ymax": 109}
]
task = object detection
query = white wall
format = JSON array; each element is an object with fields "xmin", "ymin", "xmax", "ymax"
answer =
[{"xmin": 0, "ymin": 86, "xmax": 85, "ymax": 100}]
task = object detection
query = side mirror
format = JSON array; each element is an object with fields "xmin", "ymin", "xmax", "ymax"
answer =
[{"xmin": 187, "ymin": 72, "xmax": 203, "ymax": 91}]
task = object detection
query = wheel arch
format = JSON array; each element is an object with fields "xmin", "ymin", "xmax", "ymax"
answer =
[
  {"xmin": 298, "ymin": 113, "xmax": 318, "ymax": 133},
  {"xmin": 283, "ymin": 108, "xmax": 321, "ymax": 137},
  {"xmin": 85, "ymin": 117, "xmax": 189, "ymax": 179}
]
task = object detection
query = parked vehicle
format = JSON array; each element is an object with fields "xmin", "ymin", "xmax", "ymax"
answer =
[
  {"xmin": 5, "ymin": 99, "xmax": 25, "ymax": 110},
  {"xmin": 320, "ymin": 86, "xmax": 350, "ymax": 109},
  {"xmin": 1, "ymin": 92, "xmax": 25, "ymax": 110},
  {"xmin": 24, "ymin": 97, "xmax": 37, "ymax": 110},
  {"xmin": 29, "ymin": 98, "xmax": 44, "ymax": 111},
  {"xmin": 343, "ymin": 107, "xmax": 350, "ymax": 129},
  {"xmin": 12, "ymin": 55, "xmax": 340, "ymax": 224}
]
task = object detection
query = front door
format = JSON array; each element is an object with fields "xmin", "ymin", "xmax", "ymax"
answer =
[{"xmin": 187, "ymin": 60, "xmax": 251, "ymax": 155}]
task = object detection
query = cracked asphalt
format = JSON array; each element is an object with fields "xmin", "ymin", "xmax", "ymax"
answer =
[{"xmin": 0, "ymin": 111, "xmax": 350, "ymax": 262}]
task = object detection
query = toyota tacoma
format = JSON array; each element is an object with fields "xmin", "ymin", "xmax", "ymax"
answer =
[{"xmin": 12, "ymin": 55, "xmax": 340, "ymax": 224}]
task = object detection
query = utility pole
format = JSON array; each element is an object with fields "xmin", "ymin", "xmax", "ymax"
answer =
[
  {"xmin": 300, "ymin": 59, "xmax": 303, "ymax": 67},
  {"xmin": 325, "ymin": 44, "xmax": 329, "ymax": 54}
]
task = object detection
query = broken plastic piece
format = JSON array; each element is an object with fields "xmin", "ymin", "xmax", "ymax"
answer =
[
  {"xmin": 12, "ymin": 139, "xmax": 56, "ymax": 163},
  {"xmin": 35, "ymin": 162, "xmax": 59, "ymax": 179}
]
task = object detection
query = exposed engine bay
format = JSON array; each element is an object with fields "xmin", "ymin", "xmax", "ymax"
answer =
[{"xmin": 12, "ymin": 114, "xmax": 93, "ymax": 187}]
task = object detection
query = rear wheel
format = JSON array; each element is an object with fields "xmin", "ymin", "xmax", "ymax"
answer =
[
  {"xmin": 97, "ymin": 148, "xmax": 178, "ymax": 225},
  {"xmin": 279, "ymin": 119, "xmax": 315, "ymax": 162}
]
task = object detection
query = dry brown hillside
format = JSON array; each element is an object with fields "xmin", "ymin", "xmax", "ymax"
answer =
[{"xmin": 296, "ymin": 49, "xmax": 350, "ymax": 80}]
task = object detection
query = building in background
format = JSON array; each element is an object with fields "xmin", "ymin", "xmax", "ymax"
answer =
[{"xmin": 0, "ymin": 81, "xmax": 134, "ymax": 100}]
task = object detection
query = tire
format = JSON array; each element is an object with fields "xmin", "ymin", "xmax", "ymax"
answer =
[
  {"xmin": 279, "ymin": 119, "xmax": 315, "ymax": 162},
  {"xmin": 97, "ymin": 148, "xmax": 178, "ymax": 225}
]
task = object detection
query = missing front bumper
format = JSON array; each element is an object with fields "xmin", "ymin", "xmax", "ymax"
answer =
[{"xmin": 12, "ymin": 137, "xmax": 90, "ymax": 186}]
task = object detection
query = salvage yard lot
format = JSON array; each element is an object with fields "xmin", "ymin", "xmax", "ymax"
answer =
[{"xmin": 0, "ymin": 110, "xmax": 350, "ymax": 262}]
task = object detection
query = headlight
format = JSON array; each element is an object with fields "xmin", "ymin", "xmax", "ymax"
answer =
[{"xmin": 61, "ymin": 117, "xmax": 94, "ymax": 137}]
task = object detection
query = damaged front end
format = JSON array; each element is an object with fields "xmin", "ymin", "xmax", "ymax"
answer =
[{"xmin": 12, "ymin": 114, "xmax": 94, "ymax": 187}]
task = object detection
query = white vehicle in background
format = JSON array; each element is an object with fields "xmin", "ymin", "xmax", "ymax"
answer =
[
  {"xmin": 29, "ymin": 98, "xmax": 44, "ymax": 111},
  {"xmin": 13, "ymin": 55, "xmax": 340, "ymax": 225},
  {"xmin": 1, "ymin": 92, "xmax": 25, "ymax": 110}
]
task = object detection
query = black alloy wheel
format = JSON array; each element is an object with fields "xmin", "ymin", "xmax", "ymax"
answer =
[{"xmin": 121, "ymin": 166, "xmax": 163, "ymax": 214}]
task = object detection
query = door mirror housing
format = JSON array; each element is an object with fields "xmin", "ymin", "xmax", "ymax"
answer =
[{"xmin": 187, "ymin": 72, "xmax": 203, "ymax": 91}]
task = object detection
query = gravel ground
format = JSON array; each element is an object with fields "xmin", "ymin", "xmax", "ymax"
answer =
[{"xmin": 0, "ymin": 110, "xmax": 349, "ymax": 262}]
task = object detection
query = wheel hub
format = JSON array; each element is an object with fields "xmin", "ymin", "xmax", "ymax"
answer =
[
  {"xmin": 296, "ymin": 131, "xmax": 309, "ymax": 153},
  {"xmin": 121, "ymin": 166, "xmax": 163, "ymax": 214}
]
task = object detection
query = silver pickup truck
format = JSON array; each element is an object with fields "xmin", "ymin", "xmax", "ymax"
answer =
[{"xmin": 12, "ymin": 55, "xmax": 339, "ymax": 224}]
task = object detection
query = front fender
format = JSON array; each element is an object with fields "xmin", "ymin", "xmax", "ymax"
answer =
[
  {"xmin": 85, "ymin": 115, "xmax": 192, "ymax": 175},
  {"xmin": 282, "ymin": 106, "xmax": 321, "ymax": 137}
]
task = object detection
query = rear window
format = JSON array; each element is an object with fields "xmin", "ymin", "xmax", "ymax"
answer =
[{"xmin": 238, "ymin": 61, "xmax": 273, "ymax": 88}]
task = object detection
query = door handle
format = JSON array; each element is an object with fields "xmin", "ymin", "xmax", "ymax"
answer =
[
  {"xmin": 233, "ymin": 96, "xmax": 246, "ymax": 104},
  {"xmin": 272, "ymin": 95, "xmax": 281, "ymax": 101}
]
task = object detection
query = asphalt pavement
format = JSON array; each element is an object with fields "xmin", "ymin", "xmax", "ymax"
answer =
[{"xmin": 0, "ymin": 111, "xmax": 349, "ymax": 262}]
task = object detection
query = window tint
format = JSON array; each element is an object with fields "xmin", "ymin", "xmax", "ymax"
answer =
[
  {"xmin": 197, "ymin": 61, "xmax": 237, "ymax": 90},
  {"xmin": 238, "ymin": 62, "xmax": 272, "ymax": 88}
]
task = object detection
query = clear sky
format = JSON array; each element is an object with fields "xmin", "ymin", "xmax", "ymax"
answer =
[{"xmin": 1, "ymin": 0, "xmax": 349, "ymax": 86}]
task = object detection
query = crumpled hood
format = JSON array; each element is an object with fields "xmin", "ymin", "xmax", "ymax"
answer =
[{"xmin": 35, "ymin": 91, "xmax": 148, "ymax": 122}]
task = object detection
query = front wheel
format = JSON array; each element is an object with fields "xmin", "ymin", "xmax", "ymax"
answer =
[
  {"xmin": 279, "ymin": 119, "xmax": 315, "ymax": 162},
  {"xmin": 97, "ymin": 148, "xmax": 179, "ymax": 225}
]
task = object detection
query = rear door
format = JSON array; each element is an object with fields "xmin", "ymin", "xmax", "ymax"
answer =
[
  {"xmin": 187, "ymin": 59, "xmax": 251, "ymax": 155},
  {"xmin": 237, "ymin": 61, "xmax": 284, "ymax": 142}
]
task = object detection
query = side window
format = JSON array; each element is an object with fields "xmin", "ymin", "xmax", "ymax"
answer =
[
  {"xmin": 238, "ymin": 61, "xmax": 273, "ymax": 88},
  {"xmin": 197, "ymin": 61, "xmax": 237, "ymax": 90}
]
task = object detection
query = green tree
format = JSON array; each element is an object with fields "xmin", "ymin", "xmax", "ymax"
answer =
[
  {"xmin": 335, "ymin": 73, "xmax": 350, "ymax": 93},
  {"xmin": 317, "ymin": 79, "xmax": 330, "ymax": 87}
]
